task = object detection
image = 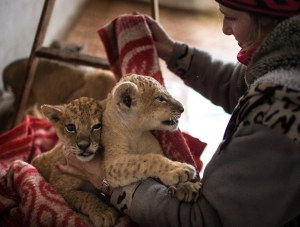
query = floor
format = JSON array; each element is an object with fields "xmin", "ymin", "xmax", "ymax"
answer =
[{"xmin": 63, "ymin": 0, "xmax": 240, "ymax": 175}]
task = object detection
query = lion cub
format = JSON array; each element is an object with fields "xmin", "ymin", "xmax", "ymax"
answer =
[
  {"xmin": 102, "ymin": 73, "xmax": 201, "ymax": 202},
  {"xmin": 31, "ymin": 97, "xmax": 118, "ymax": 227}
]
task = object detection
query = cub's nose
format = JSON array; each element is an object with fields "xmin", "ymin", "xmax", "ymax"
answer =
[
  {"xmin": 179, "ymin": 106, "xmax": 184, "ymax": 113},
  {"xmin": 78, "ymin": 142, "xmax": 90, "ymax": 151},
  {"xmin": 177, "ymin": 103, "xmax": 184, "ymax": 113},
  {"xmin": 172, "ymin": 100, "xmax": 184, "ymax": 114}
]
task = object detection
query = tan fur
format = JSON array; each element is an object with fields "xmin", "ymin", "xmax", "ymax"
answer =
[
  {"xmin": 2, "ymin": 58, "xmax": 116, "ymax": 132},
  {"xmin": 3, "ymin": 58, "xmax": 116, "ymax": 115},
  {"xmin": 102, "ymin": 73, "xmax": 201, "ymax": 202},
  {"xmin": 31, "ymin": 97, "xmax": 118, "ymax": 227}
]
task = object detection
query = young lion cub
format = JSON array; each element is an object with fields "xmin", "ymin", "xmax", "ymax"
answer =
[
  {"xmin": 101, "ymin": 73, "xmax": 201, "ymax": 202},
  {"xmin": 31, "ymin": 97, "xmax": 118, "ymax": 227}
]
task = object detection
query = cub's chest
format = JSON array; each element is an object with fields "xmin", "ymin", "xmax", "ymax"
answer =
[{"xmin": 127, "ymin": 132, "xmax": 163, "ymax": 155}]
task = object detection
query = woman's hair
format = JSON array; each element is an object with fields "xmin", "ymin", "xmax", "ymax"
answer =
[{"xmin": 243, "ymin": 14, "xmax": 282, "ymax": 52}]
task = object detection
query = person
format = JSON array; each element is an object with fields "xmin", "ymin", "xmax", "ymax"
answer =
[{"xmin": 56, "ymin": 0, "xmax": 300, "ymax": 226}]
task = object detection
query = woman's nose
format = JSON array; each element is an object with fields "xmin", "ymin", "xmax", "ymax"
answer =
[{"xmin": 222, "ymin": 20, "xmax": 232, "ymax": 36}]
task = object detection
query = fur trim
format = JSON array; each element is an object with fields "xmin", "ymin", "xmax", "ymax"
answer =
[
  {"xmin": 253, "ymin": 69, "xmax": 300, "ymax": 91},
  {"xmin": 246, "ymin": 15, "xmax": 300, "ymax": 86}
]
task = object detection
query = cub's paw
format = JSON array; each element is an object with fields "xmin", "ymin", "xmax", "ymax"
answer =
[
  {"xmin": 90, "ymin": 207, "xmax": 119, "ymax": 227},
  {"xmin": 160, "ymin": 162, "xmax": 196, "ymax": 186},
  {"xmin": 168, "ymin": 181, "xmax": 202, "ymax": 202}
]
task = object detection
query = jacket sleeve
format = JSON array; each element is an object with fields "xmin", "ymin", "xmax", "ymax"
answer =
[
  {"xmin": 167, "ymin": 42, "xmax": 248, "ymax": 113},
  {"xmin": 111, "ymin": 178, "xmax": 222, "ymax": 227},
  {"xmin": 111, "ymin": 125, "xmax": 300, "ymax": 227}
]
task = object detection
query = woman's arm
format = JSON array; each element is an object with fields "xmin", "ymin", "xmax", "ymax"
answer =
[
  {"xmin": 56, "ymin": 124, "xmax": 300, "ymax": 226},
  {"xmin": 111, "ymin": 125, "xmax": 300, "ymax": 227},
  {"xmin": 167, "ymin": 42, "xmax": 248, "ymax": 113}
]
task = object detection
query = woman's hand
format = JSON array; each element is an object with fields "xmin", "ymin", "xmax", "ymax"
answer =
[
  {"xmin": 56, "ymin": 146, "xmax": 111, "ymax": 193},
  {"xmin": 141, "ymin": 14, "xmax": 175, "ymax": 62}
]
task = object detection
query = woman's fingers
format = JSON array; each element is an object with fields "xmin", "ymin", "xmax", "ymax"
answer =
[{"xmin": 56, "ymin": 145, "xmax": 87, "ymax": 179}]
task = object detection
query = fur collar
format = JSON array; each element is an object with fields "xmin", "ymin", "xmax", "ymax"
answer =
[
  {"xmin": 253, "ymin": 69, "xmax": 300, "ymax": 91},
  {"xmin": 246, "ymin": 15, "xmax": 300, "ymax": 86}
]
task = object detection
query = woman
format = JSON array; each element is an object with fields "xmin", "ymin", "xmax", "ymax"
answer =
[{"xmin": 57, "ymin": 0, "xmax": 300, "ymax": 226}]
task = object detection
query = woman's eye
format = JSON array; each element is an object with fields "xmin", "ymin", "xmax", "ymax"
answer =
[
  {"xmin": 156, "ymin": 96, "xmax": 166, "ymax": 102},
  {"xmin": 225, "ymin": 16, "xmax": 235, "ymax": 21},
  {"xmin": 66, "ymin": 124, "xmax": 76, "ymax": 132},
  {"xmin": 92, "ymin": 123, "xmax": 101, "ymax": 131}
]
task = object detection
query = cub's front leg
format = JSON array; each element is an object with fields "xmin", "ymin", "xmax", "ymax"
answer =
[
  {"xmin": 105, "ymin": 153, "xmax": 196, "ymax": 187},
  {"xmin": 52, "ymin": 174, "xmax": 119, "ymax": 227}
]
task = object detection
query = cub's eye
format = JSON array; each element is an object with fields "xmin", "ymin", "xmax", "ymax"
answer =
[
  {"xmin": 92, "ymin": 123, "xmax": 101, "ymax": 131},
  {"xmin": 156, "ymin": 95, "xmax": 166, "ymax": 102},
  {"xmin": 66, "ymin": 124, "xmax": 76, "ymax": 133}
]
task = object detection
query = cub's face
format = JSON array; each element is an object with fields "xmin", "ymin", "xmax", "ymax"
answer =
[
  {"xmin": 137, "ymin": 82, "xmax": 184, "ymax": 131},
  {"xmin": 111, "ymin": 73, "xmax": 184, "ymax": 131},
  {"xmin": 41, "ymin": 97, "xmax": 103, "ymax": 161}
]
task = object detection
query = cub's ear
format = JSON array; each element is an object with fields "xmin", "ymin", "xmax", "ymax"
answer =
[
  {"xmin": 41, "ymin": 104, "xmax": 64, "ymax": 124},
  {"xmin": 113, "ymin": 81, "xmax": 138, "ymax": 110}
]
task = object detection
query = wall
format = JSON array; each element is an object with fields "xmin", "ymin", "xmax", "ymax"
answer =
[
  {"xmin": 0, "ymin": 0, "xmax": 88, "ymax": 89},
  {"xmin": 136, "ymin": 0, "xmax": 216, "ymax": 13}
]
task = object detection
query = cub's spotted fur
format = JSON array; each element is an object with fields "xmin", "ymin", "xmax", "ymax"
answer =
[
  {"xmin": 102, "ymin": 73, "xmax": 201, "ymax": 203},
  {"xmin": 31, "ymin": 97, "xmax": 118, "ymax": 227}
]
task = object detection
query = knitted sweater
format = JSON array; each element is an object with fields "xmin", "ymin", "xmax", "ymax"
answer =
[{"xmin": 110, "ymin": 15, "xmax": 300, "ymax": 227}]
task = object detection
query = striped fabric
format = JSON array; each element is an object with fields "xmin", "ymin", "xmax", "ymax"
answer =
[{"xmin": 216, "ymin": 0, "xmax": 300, "ymax": 18}]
